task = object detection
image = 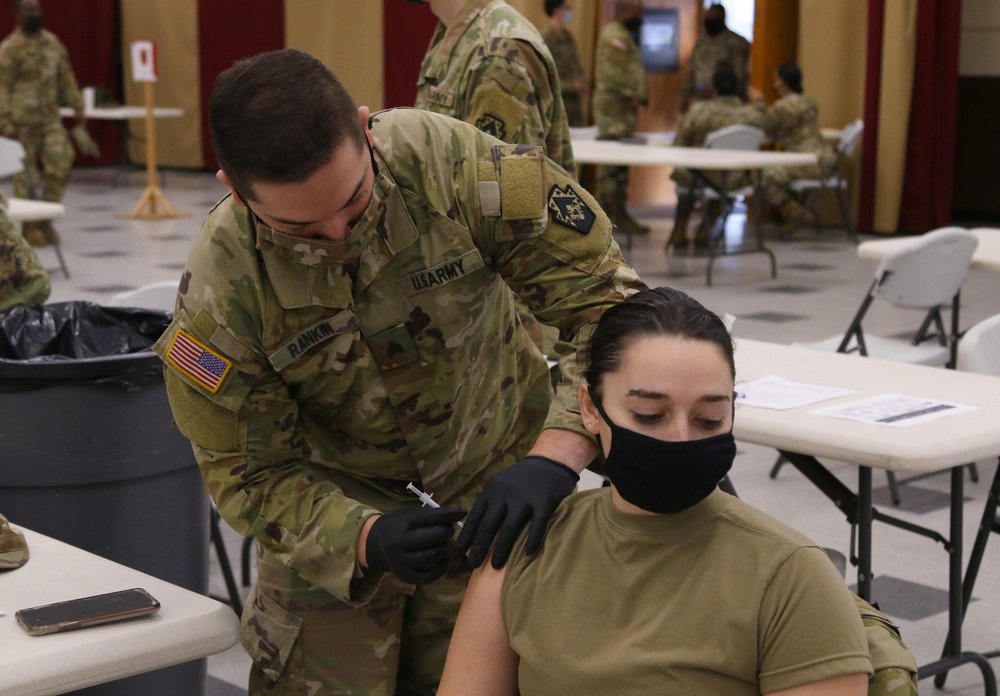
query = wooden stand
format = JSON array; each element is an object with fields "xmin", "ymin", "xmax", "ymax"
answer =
[{"xmin": 119, "ymin": 82, "xmax": 188, "ymax": 219}]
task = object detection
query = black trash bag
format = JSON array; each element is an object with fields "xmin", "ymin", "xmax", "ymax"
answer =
[{"xmin": 0, "ymin": 301, "xmax": 171, "ymax": 385}]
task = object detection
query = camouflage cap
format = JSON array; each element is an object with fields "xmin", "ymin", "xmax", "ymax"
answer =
[{"xmin": 0, "ymin": 514, "xmax": 28, "ymax": 570}]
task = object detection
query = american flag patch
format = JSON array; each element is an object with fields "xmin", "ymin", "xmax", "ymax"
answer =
[{"xmin": 166, "ymin": 329, "xmax": 232, "ymax": 393}]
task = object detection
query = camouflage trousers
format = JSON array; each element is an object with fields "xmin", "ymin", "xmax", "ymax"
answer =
[
  {"xmin": 13, "ymin": 120, "xmax": 74, "ymax": 203},
  {"xmin": 594, "ymin": 164, "xmax": 630, "ymax": 211},
  {"xmin": 562, "ymin": 92, "xmax": 583, "ymax": 129},
  {"xmin": 759, "ymin": 163, "xmax": 824, "ymax": 210},
  {"xmin": 244, "ymin": 545, "xmax": 472, "ymax": 696}
]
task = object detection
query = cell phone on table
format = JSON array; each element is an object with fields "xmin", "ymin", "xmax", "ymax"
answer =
[{"xmin": 15, "ymin": 588, "xmax": 161, "ymax": 636}]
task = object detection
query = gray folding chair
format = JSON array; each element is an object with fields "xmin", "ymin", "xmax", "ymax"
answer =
[{"xmin": 788, "ymin": 119, "xmax": 864, "ymax": 243}]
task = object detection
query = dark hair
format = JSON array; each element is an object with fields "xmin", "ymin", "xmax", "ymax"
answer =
[
  {"xmin": 544, "ymin": 0, "xmax": 565, "ymax": 17},
  {"xmin": 585, "ymin": 287, "xmax": 735, "ymax": 401},
  {"xmin": 712, "ymin": 66, "xmax": 739, "ymax": 97},
  {"xmin": 209, "ymin": 49, "xmax": 365, "ymax": 201},
  {"xmin": 777, "ymin": 62, "xmax": 804, "ymax": 94}
]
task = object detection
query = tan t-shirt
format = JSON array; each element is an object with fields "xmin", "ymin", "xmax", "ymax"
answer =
[{"xmin": 502, "ymin": 488, "xmax": 873, "ymax": 695}]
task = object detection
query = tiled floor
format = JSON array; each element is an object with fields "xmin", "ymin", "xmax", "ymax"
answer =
[{"xmin": 30, "ymin": 167, "xmax": 1000, "ymax": 694}]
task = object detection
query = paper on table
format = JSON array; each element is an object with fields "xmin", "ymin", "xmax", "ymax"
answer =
[
  {"xmin": 738, "ymin": 375, "xmax": 857, "ymax": 410},
  {"xmin": 809, "ymin": 393, "xmax": 976, "ymax": 427}
]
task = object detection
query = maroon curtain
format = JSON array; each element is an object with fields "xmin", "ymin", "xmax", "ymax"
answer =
[
  {"xmin": 859, "ymin": 0, "xmax": 885, "ymax": 233},
  {"xmin": 0, "ymin": 0, "xmax": 122, "ymax": 167},
  {"xmin": 897, "ymin": 0, "xmax": 961, "ymax": 233},
  {"xmin": 382, "ymin": 0, "xmax": 439, "ymax": 108},
  {"xmin": 197, "ymin": 0, "xmax": 284, "ymax": 170}
]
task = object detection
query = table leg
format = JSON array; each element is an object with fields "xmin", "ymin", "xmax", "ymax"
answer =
[{"xmin": 857, "ymin": 466, "xmax": 873, "ymax": 601}]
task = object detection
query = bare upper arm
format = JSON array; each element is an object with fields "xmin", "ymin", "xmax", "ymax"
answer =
[
  {"xmin": 437, "ymin": 562, "xmax": 519, "ymax": 696},
  {"xmin": 766, "ymin": 672, "xmax": 868, "ymax": 696}
]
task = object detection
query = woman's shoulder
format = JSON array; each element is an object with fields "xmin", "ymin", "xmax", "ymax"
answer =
[{"xmin": 718, "ymin": 495, "xmax": 821, "ymax": 551}]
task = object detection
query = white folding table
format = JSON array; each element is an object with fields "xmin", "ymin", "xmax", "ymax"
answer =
[
  {"xmin": 733, "ymin": 338, "xmax": 1000, "ymax": 693},
  {"xmin": 570, "ymin": 138, "xmax": 817, "ymax": 284},
  {"xmin": 0, "ymin": 527, "xmax": 239, "ymax": 696}
]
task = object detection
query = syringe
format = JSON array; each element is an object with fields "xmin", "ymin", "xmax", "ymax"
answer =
[{"xmin": 406, "ymin": 482, "xmax": 464, "ymax": 528}]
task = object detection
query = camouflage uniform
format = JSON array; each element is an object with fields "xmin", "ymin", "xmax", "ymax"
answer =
[
  {"xmin": 0, "ymin": 203, "xmax": 50, "ymax": 311},
  {"xmin": 854, "ymin": 594, "xmax": 920, "ymax": 696},
  {"xmin": 668, "ymin": 95, "xmax": 765, "ymax": 246},
  {"xmin": 592, "ymin": 20, "xmax": 647, "ymax": 233},
  {"xmin": 0, "ymin": 27, "xmax": 81, "ymax": 214},
  {"xmin": 755, "ymin": 91, "xmax": 837, "ymax": 227},
  {"xmin": 681, "ymin": 28, "xmax": 750, "ymax": 108},
  {"xmin": 153, "ymin": 108, "xmax": 644, "ymax": 695},
  {"xmin": 415, "ymin": 0, "xmax": 573, "ymax": 172},
  {"xmin": 542, "ymin": 25, "xmax": 586, "ymax": 127}
]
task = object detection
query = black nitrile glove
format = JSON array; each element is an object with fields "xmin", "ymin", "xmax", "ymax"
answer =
[
  {"xmin": 455, "ymin": 456, "xmax": 579, "ymax": 569},
  {"xmin": 365, "ymin": 506, "xmax": 467, "ymax": 585}
]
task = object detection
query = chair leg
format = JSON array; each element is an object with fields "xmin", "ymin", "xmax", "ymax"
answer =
[
  {"xmin": 49, "ymin": 235, "xmax": 70, "ymax": 279},
  {"xmin": 886, "ymin": 471, "xmax": 902, "ymax": 506},
  {"xmin": 835, "ymin": 185, "xmax": 858, "ymax": 244},
  {"xmin": 769, "ymin": 453, "xmax": 787, "ymax": 479},
  {"xmin": 210, "ymin": 507, "xmax": 244, "ymax": 615},
  {"xmin": 968, "ymin": 462, "xmax": 980, "ymax": 483}
]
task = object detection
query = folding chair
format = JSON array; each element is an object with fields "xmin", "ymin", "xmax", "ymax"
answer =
[
  {"xmin": 787, "ymin": 119, "xmax": 864, "ymax": 243},
  {"xmin": 772, "ymin": 227, "xmax": 979, "ymax": 501},
  {"xmin": 0, "ymin": 135, "xmax": 70, "ymax": 278},
  {"xmin": 935, "ymin": 312, "xmax": 1000, "ymax": 687},
  {"xmin": 699, "ymin": 124, "xmax": 767, "ymax": 254}
]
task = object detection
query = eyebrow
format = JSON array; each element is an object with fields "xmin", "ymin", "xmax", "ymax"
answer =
[
  {"xmin": 626, "ymin": 388, "xmax": 731, "ymax": 404},
  {"xmin": 268, "ymin": 171, "xmax": 367, "ymax": 227}
]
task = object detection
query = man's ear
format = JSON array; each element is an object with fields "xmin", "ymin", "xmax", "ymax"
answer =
[
  {"xmin": 358, "ymin": 105, "xmax": 374, "ymax": 149},
  {"xmin": 216, "ymin": 170, "xmax": 245, "ymax": 207}
]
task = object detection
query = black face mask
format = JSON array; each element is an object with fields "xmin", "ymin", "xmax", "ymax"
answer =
[
  {"xmin": 593, "ymin": 397, "xmax": 735, "ymax": 514},
  {"xmin": 704, "ymin": 18, "xmax": 725, "ymax": 36},
  {"xmin": 22, "ymin": 16, "xmax": 43, "ymax": 34},
  {"xmin": 623, "ymin": 16, "xmax": 643, "ymax": 36}
]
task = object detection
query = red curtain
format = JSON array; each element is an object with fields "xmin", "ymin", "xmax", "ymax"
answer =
[
  {"xmin": 382, "ymin": 0, "xmax": 438, "ymax": 108},
  {"xmin": 0, "ymin": 0, "xmax": 122, "ymax": 166},
  {"xmin": 197, "ymin": 0, "xmax": 284, "ymax": 170},
  {"xmin": 897, "ymin": 0, "xmax": 961, "ymax": 233},
  {"xmin": 858, "ymin": 0, "xmax": 885, "ymax": 234}
]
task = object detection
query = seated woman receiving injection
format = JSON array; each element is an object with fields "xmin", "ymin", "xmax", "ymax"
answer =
[{"xmin": 438, "ymin": 286, "xmax": 880, "ymax": 696}]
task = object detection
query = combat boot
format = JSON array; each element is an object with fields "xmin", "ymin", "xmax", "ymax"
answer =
[
  {"xmin": 22, "ymin": 221, "xmax": 47, "ymax": 247},
  {"xmin": 620, "ymin": 207, "xmax": 650, "ymax": 236},
  {"xmin": 777, "ymin": 199, "xmax": 807, "ymax": 239},
  {"xmin": 666, "ymin": 195, "xmax": 694, "ymax": 248},
  {"xmin": 695, "ymin": 199, "xmax": 725, "ymax": 249},
  {"xmin": 39, "ymin": 220, "xmax": 61, "ymax": 244}
]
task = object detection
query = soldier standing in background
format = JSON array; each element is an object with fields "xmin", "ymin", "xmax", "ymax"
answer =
[
  {"xmin": 0, "ymin": 0, "xmax": 87, "ymax": 248},
  {"xmin": 412, "ymin": 0, "xmax": 573, "ymax": 172},
  {"xmin": 0, "ymin": 205, "xmax": 49, "ymax": 310},
  {"xmin": 156, "ymin": 49, "xmax": 644, "ymax": 695},
  {"xmin": 667, "ymin": 66, "xmax": 764, "ymax": 249},
  {"xmin": 542, "ymin": 0, "xmax": 588, "ymax": 128},
  {"xmin": 592, "ymin": 0, "xmax": 649, "ymax": 237},
  {"xmin": 681, "ymin": 3, "xmax": 750, "ymax": 114},
  {"xmin": 749, "ymin": 63, "xmax": 835, "ymax": 236}
]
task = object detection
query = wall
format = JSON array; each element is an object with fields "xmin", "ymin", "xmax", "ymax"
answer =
[{"xmin": 953, "ymin": 0, "xmax": 1000, "ymax": 219}]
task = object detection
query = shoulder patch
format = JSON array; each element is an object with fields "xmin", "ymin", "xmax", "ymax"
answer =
[
  {"xmin": 166, "ymin": 329, "xmax": 233, "ymax": 393},
  {"xmin": 548, "ymin": 184, "xmax": 596, "ymax": 235},
  {"xmin": 476, "ymin": 113, "xmax": 507, "ymax": 140}
]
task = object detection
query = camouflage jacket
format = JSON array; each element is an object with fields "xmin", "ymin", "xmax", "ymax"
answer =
[
  {"xmin": 593, "ymin": 21, "xmax": 647, "ymax": 103},
  {"xmin": 682, "ymin": 28, "xmax": 750, "ymax": 102},
  {"xmin": 0, "ymin": 207, "xmax": 50, "ymax": 311},
  {"xmin": 153, "ymin": 108, "xmax": 644, "ymax": 605},
  {"xmin": 415, "ymin": 0, "xmax": 574, "ymax": 172},
  {"xmin": 673, "ymin": 95, "xmax": 764, "ymax": 147},
  {"xmin": 757, "ymin": 92, "xmax": 836, "ymax": 171},
  {"xmin": 0, "ymin": 28, "xmax": 82, "ymax": 130},
  {"xmin": 541, "ymin": 25, "xmax": 584, "ymax": 98}
]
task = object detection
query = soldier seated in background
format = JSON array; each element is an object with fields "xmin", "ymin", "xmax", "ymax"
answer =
[
  {"xmin": 667, "ymin": 66, "xmax": 764, "ymax": 250},
  {"xmin": 0, "ymin": 206, "xmax": 50, "ymax": 311}
]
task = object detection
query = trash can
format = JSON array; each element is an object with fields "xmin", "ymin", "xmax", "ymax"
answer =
[{"xmin": 0, "ymin": 301, "xmax": 211, "ymax": 696}]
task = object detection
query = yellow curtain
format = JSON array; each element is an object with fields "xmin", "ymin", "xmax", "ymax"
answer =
[
  {"xmin": 873, "ymin": 0, "xmax": 918, "ymax": 232},
  {"xmin": 285, "ymin": 2, "xmax": 384, "ymax": 112},
  {"xmin": 120, "ymin": 0, "xmax": 203, "ymax": 169}
]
